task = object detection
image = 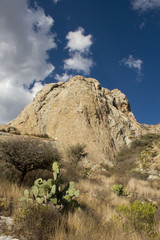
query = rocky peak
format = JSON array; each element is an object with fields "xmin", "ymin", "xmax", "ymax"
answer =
[{"xmin": 0, "ymin": 76, "xmax": 159, "ymax": 166}]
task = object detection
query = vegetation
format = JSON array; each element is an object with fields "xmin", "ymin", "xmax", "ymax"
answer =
[
  {"xmin": 26, "ymin": 133, "xmax": 50, "ymax": 138},
  {"xmin": 0, "ymin": 137, "xmax": 60, "ymax": 184},
  {"xmin": 115, "ymin": 133, "xmax": 160, "ymax": 180},
  {"xmin": 131, "ymin": 134, "xmax": 160, "ymax": 149},
  {"xmin": 1, "ymin": 173, "xmax": 160, "ymax": 240},
  {"xmin": 19, "ymin": 162, "xmax": 80, "ymax": 209},
  {"xmin": 0, "ymin": 126, "xmax": 20, "ymax": 135},
  {"xmin": 111, "ymin": 184, "xmax": 129, "ymax": 196},
  {"xmin": 15, "ymin": 204, "xmax": 62, "ymax": 240},
  {"xmin": 15, "ymin": 162, "xmax": 80, "ymax": 240},
  {"xmin": 115, "ymin": 201, "xmax": 157, "ymax": 237},
  {"xmin": 67, "ymin": 143, "xmax": 87, "ymax": 166},
  {"xmin": 0, "ymin": 134, "xmax": 160, "ymax": 240}
]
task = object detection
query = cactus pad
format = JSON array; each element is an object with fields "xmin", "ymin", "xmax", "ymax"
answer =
[
  {"xmin": 24, "ymin": 189, "xmax": 29, "ymax": 199},
  {"xmin": 32, "ymin": 186, "xmax": 39, "ymax": 198}
]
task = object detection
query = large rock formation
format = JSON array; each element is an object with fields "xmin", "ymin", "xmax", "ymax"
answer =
[{"xmin": 0, "ymin": 76, "xmax": 159, "ymax": 165}]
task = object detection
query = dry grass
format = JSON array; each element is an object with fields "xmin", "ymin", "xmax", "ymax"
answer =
[
  {"xmin": 15, "ymin": 204, "xmax": 62, "ymax": 240},
  {"xmin": 0, "ymin": 179, "xmax": 25, "ymax": 216},
  {"xmin": 1, "ymin": 133, "xmax": 160, "ymax": 239},
  {"xmin": 51, "ymin": 178, "xmax": 152, "ymax": 240},
  {"xmin": 127, "ymin": 178, "xmax": 160, "ymax": 199},
  {"xmin": 1, "ymin": 175, "xmax": 160, "ymax": 240}
]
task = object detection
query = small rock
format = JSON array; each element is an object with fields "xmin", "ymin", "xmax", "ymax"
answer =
[
  {"xmin": 0, "ymin": 236, "xmax": 19, "ymax": 240},
  {"xmin": 148, "ymin": 175, "xmax": 159, "ymax": 180}
]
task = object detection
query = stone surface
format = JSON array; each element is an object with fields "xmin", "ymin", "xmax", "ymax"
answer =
[
  {"xmin": 0, "ymin": 237, "xmax": 19, "ymax": 240},
  {"xmin": 0, "ymin": 76, "xmax": 159, "ymax": 165},
  {"xmin": 0, "ymin": 216, "xmax": 19, "ymax": 240}
]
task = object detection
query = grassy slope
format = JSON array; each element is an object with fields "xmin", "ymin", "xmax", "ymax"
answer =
[{"xmin": 0, "ymin": 134, "xmax": 160, "ymax": 240}]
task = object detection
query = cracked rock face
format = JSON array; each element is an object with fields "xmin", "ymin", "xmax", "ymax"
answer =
[{"xmin": 0, "ymin": 76, "xmax": 159, "ymax": 165}]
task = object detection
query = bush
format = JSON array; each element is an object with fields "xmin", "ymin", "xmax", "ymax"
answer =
[
  {"xmin": 111, "ymin": 184, "xmax": 128, "ymax": 196},
  {"xmin": 15, "ymin": 204, "xmax": 62, "ymax": 240},
  {"xmin": 116, "ymin": 201, "xmax": 157, "ymax": 237},
  {"xmin": 67, "ymin": 143, "xmax": 87, "ymax": 167}
]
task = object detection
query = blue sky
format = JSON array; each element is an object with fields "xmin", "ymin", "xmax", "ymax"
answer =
[{"xmin": 0, "ymin": 0, "xmax": 160, "ymax": 125}]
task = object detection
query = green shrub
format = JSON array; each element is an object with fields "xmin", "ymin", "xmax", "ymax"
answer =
[
  {"xmin": 111, "ymin": 184, "xmax": 129, "ymax": 196},
  {"xmin": 116, "ymin": 201, "xmax": 157, "ymax": 237},
  {"xmin": 82, "ymin": 167, "xmax": 92, "ymax": 178}
]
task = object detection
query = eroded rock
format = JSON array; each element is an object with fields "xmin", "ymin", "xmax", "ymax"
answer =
[{"xmin": 0, "ymin": 76, "xmax": 159, "ymax": 165}]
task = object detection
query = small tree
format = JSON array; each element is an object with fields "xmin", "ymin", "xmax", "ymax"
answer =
[{"xmin": 0, "ymin": 137, "xmax": 60, "ymax": 184}]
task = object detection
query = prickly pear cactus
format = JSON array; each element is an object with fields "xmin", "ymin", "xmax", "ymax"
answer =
[
  {"xmin": 52, "ymin": 162, "xmax": 60, "ymax": 181},
  {"xmin": 32, "ymin": 186, "xmax": 38, "ymax": 198},
  {"xmin": 63, "ymin": 182, "xmax": 80, "ymax": 202},
  {"xmin": 24, "ymin": 189, "xmax": 29, "ymax": 199},
  {"xmin": 52, "ymin": 162, "xmax": 59, "ymax": 172},
  {"xmin": 19, "ymin": 161, "xmax": 80, "ymax": 210}
]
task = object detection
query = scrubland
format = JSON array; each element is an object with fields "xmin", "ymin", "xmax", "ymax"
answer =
[{"xmin": 1, "ymin": 134, "xmax": 160, "ymax": 240}]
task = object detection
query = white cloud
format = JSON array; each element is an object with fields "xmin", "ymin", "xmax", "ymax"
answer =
[
  {"xmin": 121, "ymin": 55, "xmax": 143, "ymax": 71},
  {"xmin": 131, "ymin": 0, "xmax": 160, "ymax": 11},
  {"xmin": 59, "ymin": 27, "xmax": 94, "ymax": 76},
  {"xmin": 66, "ymin": 27, "xmax": 92, "ymax": 53},
  {"xmin": 30, "ymin": 82, "xmax": 44, "ymax": 97},
  {"xmin": 53, "ymin": 0, "xmax": 61, "ymax": 3},
  {"xmin": 0, "ymin": 82, "xmax": 31, "ymax": 124},
  {"xmin": 64, "ymin": 52, "xmax": 94, "ymax": 75},
  {"xmin": 55, "ymin": 73, "xmax": 73, "ymax": 82},
  {"xmin": 120, "ymin": 55, "xmax": 143, "ymax": 79},
  {"xmin": 0, "ymin": 0, "xmax": 56, "ymax": 124}
]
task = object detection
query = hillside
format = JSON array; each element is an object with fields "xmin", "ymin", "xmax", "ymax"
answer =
[
  {"xmin": 0, "ymin": 76, "xmax": 160, "ymax": 240},
  {"xmin": 0, "ymin": 133, "xmax": 160, "ymax": 240},
  {"xmin": 0, "ymin": 76, "xmax": 160, "ymax": 167}
]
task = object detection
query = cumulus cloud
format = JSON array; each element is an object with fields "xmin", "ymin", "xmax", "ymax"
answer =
[
  {"xmin": 0, "ymin": 82, "xmax": 32, "ymax": 124},
  {"xmin": 56, "ymin": 27, "xmax": 94, "ymax": 79},
  {"xmin": 131, "ymin": 0, "xmax": 160, "ymax": 11},
  {"xmin": 64, "ymin": 52, "xmax": 94, "ymax": 74},
  {"xmin": 30, "ymin": 82, "xmax": 44, "ymax": 97},
  {"xmin": 55, "ymin": 73, "xmax": 73, "ymax": 82},
  {"xmin": 120, "ymin": 55, "xmax": 143, "ymax": 79},
  {"xmin": 66, "ymin": 27, "xmax": 92, "ymax": 53},
  {"xmin": 0, "ymin": 0, "xmax": 56, "ymax": 124}
]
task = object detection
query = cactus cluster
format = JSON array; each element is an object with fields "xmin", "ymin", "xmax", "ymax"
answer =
[{"xmin": 20, "ymin": 162, "xmax": 80, "ymax": 209}]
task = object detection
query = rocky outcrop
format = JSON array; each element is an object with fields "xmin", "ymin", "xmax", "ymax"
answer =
[{"xmin": 0, "ymin": 76, "xmax": 159, "ymax": 166}]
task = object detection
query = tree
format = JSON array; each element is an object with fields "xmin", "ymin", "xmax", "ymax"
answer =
[{"xmin": 0, "ymin": 136, "xmax": 60, "ymax": 184}]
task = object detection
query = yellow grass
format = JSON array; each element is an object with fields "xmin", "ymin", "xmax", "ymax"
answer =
[
  {"xmin": 0, "ymin": 175, "xmax": 159, "ymax": 240},
  {"xmin": 127, "ymin": 178, "xmax": 160, "ymax": 198},
  {"xmin": 0, "ymin": 179, "xmax": 25, "ymax": 216},
  {"xmin": 52, "ymin": 178, "xmax": 151, "ymax": 240}
]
